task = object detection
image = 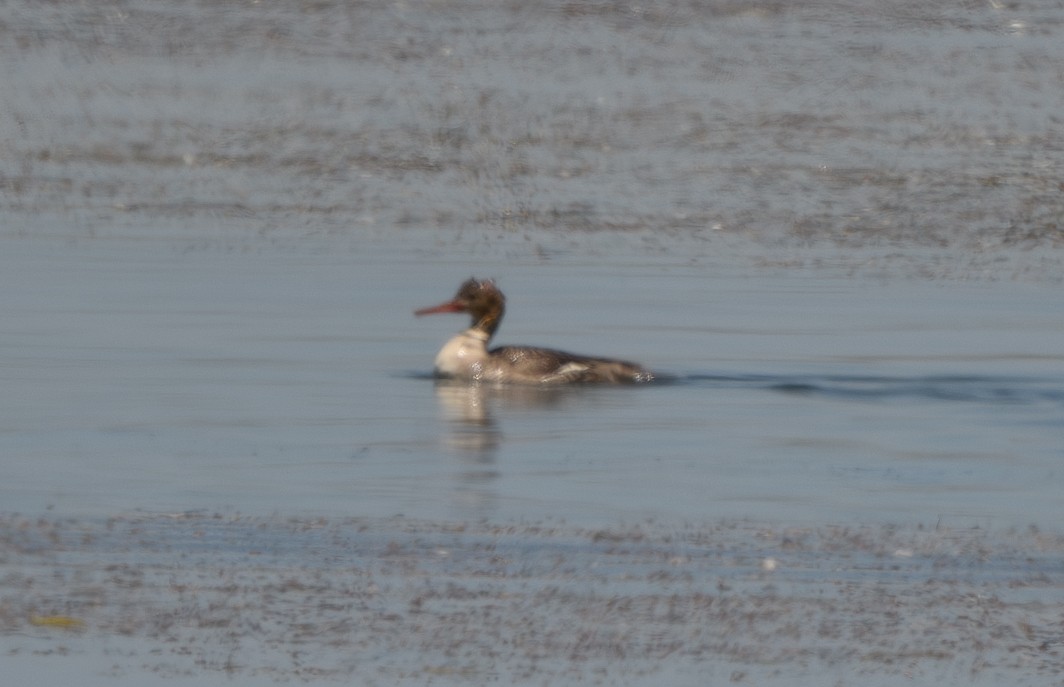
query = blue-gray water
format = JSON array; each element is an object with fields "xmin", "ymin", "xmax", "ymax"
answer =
[
  {"xmin": 3, "ymin": 0, "xmax": 1064, "ymax": 684},
  {"xmin": 2, "ymin": 238, "xmax": 1061, "ymax": 528}
]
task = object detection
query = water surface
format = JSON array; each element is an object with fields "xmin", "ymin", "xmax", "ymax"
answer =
[
  {"xmin": 1, "ymin": 237, "xmax": 1060, "ymax": 529},
  {"xmin": 3, "ymin": 0, "xmax": 1064, "ymax": 684}
]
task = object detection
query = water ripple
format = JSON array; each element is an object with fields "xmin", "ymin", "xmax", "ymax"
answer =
[{"xmin": 683, "ymin": 373, "xmax": 1064, "ymax": 406}]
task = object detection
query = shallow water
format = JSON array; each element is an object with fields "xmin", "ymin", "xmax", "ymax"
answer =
[
  {"xmin": 1, "ymin": 237, "xmax": 1061, "ymax": 528},
  {"xmin": 3, "ymin": 0, "xmax": 1064, "ymax": 683}
]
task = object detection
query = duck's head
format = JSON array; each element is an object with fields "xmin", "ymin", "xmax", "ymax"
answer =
[{"xmin": 415, "ymin": 278, "xmax": 505, "ymax": 335}]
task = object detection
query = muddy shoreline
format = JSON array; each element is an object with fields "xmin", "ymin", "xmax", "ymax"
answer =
[
  {"xmin": 3, "ymin": 513, "xmax": 1062, "ymax": 685},
  {"xmin": 4, "ymin": 0, "xmax": 1063, "ymax": 279}
]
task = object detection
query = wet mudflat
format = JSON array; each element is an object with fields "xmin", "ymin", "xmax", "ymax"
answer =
[
  {"xmin": 3, "ymin": 512, "xmax": 1064, "ymax": 686},
  {"xmin": 4, "ymin": 0, "xmax": 1063, "ymax": 271}
]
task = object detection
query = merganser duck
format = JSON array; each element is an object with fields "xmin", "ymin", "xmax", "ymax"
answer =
[{"xmin": 415, "ymin": 278, "xmax": 654, "ymax": 384}]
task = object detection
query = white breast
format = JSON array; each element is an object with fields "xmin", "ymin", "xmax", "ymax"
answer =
[{"xmin": 434, "ymin": 329, "xmax": 490, "ymax": 379}]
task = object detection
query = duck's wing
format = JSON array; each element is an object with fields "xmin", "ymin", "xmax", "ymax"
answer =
[{"xmin": 490, "ymin": 346, "xmax": 653, "ymax": 384}]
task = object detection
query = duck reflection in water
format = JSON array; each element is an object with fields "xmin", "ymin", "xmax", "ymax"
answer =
[{"xmin": 432, "ymin": 380, "xmax": 580, "ymax": 459}]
